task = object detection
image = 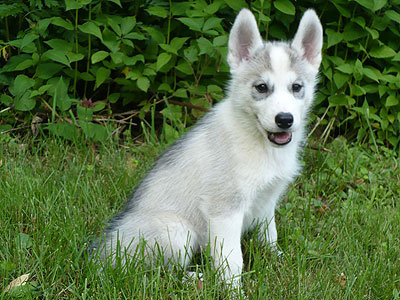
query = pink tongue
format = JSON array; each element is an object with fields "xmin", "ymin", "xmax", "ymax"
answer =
[{"xmin": 273, "ymin": 132, "xmax": 291, "ymax": 144}]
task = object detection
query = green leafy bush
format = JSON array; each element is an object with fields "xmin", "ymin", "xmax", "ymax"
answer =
[{"xmin": 0, "ymin": 0, "xmax": 399, "ymax": 148}]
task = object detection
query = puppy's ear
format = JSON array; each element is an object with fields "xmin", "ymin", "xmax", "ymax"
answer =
[
  {"xmin": 292, "ymin": 9, "xmax": 323, "ymax": 70},
  {"xmin": 228, "ymin": 9, "xmax": 263, "ymax": 71}
]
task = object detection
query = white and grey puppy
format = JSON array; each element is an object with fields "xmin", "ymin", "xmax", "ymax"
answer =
[{"xmin": 93, "ymin": 9, "xmax": 323, "ymax": 285}]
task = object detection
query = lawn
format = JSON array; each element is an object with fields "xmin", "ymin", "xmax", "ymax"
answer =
[{"xmin": 0, "ymin": 135, "xmax": 399, "ymax": 299}]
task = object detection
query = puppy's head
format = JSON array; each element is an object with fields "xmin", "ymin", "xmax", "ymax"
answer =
[{"xmin": 227, "ymin": 9, "xmax": 323, "ymax": 146}]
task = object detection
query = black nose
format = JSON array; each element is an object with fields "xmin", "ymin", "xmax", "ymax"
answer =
[{"xmin": 275, "ymin": 112, "xmax": 293, "ymax": 129}]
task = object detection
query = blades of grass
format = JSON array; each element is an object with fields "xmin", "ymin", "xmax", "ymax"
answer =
[{"xmin": 363, "ymin": 105, "xmax": 379, "ymax": 155}]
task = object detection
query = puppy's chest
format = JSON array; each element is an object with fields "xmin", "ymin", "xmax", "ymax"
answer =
[
  {"xmin": 235, "ymin": 150, "xmax": 298, "ymax": 209},
  {"xmin": 236, "ymin": 153, "xmax": 298, "ymax": 189}
]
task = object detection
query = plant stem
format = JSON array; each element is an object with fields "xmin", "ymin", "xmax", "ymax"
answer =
[
  {"xmin": 73, "ymin": 8, "xmax": 79, "ymax": 98},
  {"xmin": 84, "ymin": 4, "xmax": 92, "ymax": 98}
]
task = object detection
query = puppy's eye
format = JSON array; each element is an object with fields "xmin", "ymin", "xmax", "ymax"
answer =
[
  {"xmin": 292, "ymin": 83, "xmax": 303, "ymax": 93},
  {"xmin": 255, "ymin": 83, "xmax": 269, "ymax": 94}
]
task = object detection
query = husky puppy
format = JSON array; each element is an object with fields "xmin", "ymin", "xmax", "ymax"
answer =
[{"xmin": 93, "ymin": 9, "xmax": 323, "ymax": 286}]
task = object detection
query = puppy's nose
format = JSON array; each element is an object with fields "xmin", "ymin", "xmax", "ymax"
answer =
[{"xmin": 275, "ymin": 112, "xmax": 293, "ymax": 129}]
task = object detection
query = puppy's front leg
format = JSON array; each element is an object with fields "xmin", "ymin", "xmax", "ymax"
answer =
[{"xmin": 209, "ymin": 212, "xmax": 243, "ymax": 287}]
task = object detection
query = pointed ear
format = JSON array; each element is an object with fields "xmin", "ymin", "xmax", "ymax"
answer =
[
  {"xmin": 228, "ymin": 9, "xmax": 263, "ymax": 71},
  {"xmin": 292, "ymin": 9, "xmax": 323, "ymax": 69}
]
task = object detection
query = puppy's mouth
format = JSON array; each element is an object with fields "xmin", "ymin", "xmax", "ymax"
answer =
[{"xmin": 267, "ymin": 131, "xmax": 292, "ymax": 146}]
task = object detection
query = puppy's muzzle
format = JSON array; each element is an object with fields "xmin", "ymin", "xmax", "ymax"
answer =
[{"xmin": 267, "ymin": 112, "xmax": 293, "ymax": 146}]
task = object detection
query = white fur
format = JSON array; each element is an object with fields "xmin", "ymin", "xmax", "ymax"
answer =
[{"xmin": 94, "ymin": 8, "xmax": 323, "ymax": 289}]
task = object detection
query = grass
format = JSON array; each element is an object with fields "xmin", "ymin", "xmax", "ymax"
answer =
[{"xmin": 0, "ymin": 134, "xmax": 399, "ymax": 299}]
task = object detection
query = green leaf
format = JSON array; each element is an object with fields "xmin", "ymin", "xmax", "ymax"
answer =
[
  {"xmin": 332, "ymin": 2, "xmax": 351, "ymax": 17},
  {"xmin": 333, "ymin": 72, "xmax": 350, "ymax": 89},
  {"xmin": 143, "ymin": 67, "xmax": 156, "ymax": 76},
  {"xmin": 386, "ymin": 95, "xmax": 398, "ymax": 107},
  {"xmin": 79, "ymin": 121, "xmax": 108, "ymax": 142},
  {"xmin": 38, "ymin": 18, "xmax": 52, "ymax": 35},
  {"xmin": 43, "ymin": 49, "xmax": 71, "ymax": 67},
  {"xmin": 66, "ymin": 52, "xmax": 84, "ymax": 63},
  {"xmin": 142, "ymin": 27, "xmax": 165, "ymax": 44},
  {"xmin": 77, "ymin": 105, "xmax": 93, "ymax": 121},
  {"xmin": 95, "ymin": 67, "xmax": 111, "ymax": 89},
  {"xmin": 20, "ymin": 32, "xmax": 39, "ymax": 51},
  {"xmin": 93, "ymin": 102, "xmax": 106, "ymax": 112},
  {"xmin": 0, "ymin": 94, "xmax": 13, "ymax": 105},
  {"xmin": 163, "ymin": 123, "xmax": 180, "ymax": 143},
  {"xmin": 175, "ymin": 61, "xmax": 193, "ymax": 75},
  {"xmin": 335, "ymin": 64, "xmax": 353, "ymax": 74},
  {"xmin": 65, "ymin": 0, "xmax": 91, "ymax": 10},
  {"xmin": 343, "ymin": 23, "xmax": 366, "ymax": 41},
  {"xmin": 354, "ymin": 59, "xmax": 363, "ymax": 81},
  {"xmin": 121, "ymin": 16, "xmax": 136, "ymax": 35},
  {"xmin": 352, "ymin": 16, "xmax": 366, "ymax": 28},
  {"xmin": 80, "ymin": 72, "xmax": 95, "ymax": 81},
  {"xmin": 107, "ymin": 16, "xmax": 122, "ymax": 36},
  {"xmin": 124, "ymin": 32, "xmax": 146, "ymax": 40},
  {"xmin": 14, "ymin": 91, "xmax": 36, "ymax": 111},
  {"xmin": 160, "ymin": 37, "xmax": 188, "ymax": 55},
  {"xmin": 51, "ymin": 17, "xmax": 74, "ymax": 30},
  {"xmin": 373, "ymin": 0, "xmax": 387, "ymax": 11},
  {"xmin": 203, "ymin": 17, "xmax": 222, "ymax": 32},
  {"xmin": 9, "ymin": 75, "xmax": 35, "ymax": 97},
  {"xmin": 207, "ymin": 85, "xmax": 223, "ymax": 93},
  {"xmin": 107, "ymin": 0, "xmax": 121, "ymax": 7},
  {"xmin": 213, "ymin": 36, "xmax": 228, "ymax": 47},
  {"xmin": 47, "ymin": 122, "xmax": 78, "ymax": 141},
  {"xmin": 161, "ymin": 103, "xmax": 182, "ymax": 122},
  {"xmin": 326, "ymin": 29, "xmax": 343, "ymax": 48},
  {"xmin": 184, "ymin": 46, "xmax": 199, "ymax": 63},
  {"xmin": 351, "ymin": 84, "xmax": 366, "ymax": 96},
  {"xmin": 197, "ymin": 37, "xmax": 214, "ymax": 55},
  {"xmin": 329, "ymin": 94, "xmax": 355, "ymax": 106},
  {"xmin": 177, "ymin": 18, "xmax": 204, "ymax": 32},
  {"xmin": 158, "ymin": 83, "xmax": 172, "ymax": 92},
  {"xmin": 30, "ymin": 85, "xmax": 51, "ymax": 97},
  {"xmin": 79, "ymin": 21, "xmax": 103, "ymax": 40},
  {"xmin": 54, "ymin": 77, "xmax": 71, "ymax": 111},
  {"xmin": 224, "ymin": 0, "xmax": 247, "ymax": 11},
  {"xmin": 45, "ymin": 39, "xmax": 73, "ymax": 51},
  {"xmin": 145, "ymin": 6, "xmax": 168, "ymax": 18},
  {"xmin": 16, "ymin": 233, "xmax": 33, "ymax": 250},
  {"xmin": 370, "ymin": 45, "xmax": 396, "ymax": 58},
  {"xmin": 91, "ymin": 51, "xmax": 109, "ymax": 64},
  {"xmin": 392, "ymin": 51, "xmax": 400, "ymax": 62},
  {"xmin": 15, "ymin": 59, "xmax": 34, "ymax": 71},
  {"xmin": 137, "ymin": 76, "xmax": 150, "ymax": 92},
  {"xmin": 1, "ymin": 54, "xmax": 31, "ymax": 72},
  {"xmin": 126, "ymin": 69, "xmax": 141, "ymax": 80},
  {"xmin": 385, "ymin": 10, "xmax": 400, "ymax": 24},
  {"xmin": 123, "ymin": 54, "xmax": 145, "ymax": 66},
  {"xmin": 204, "ymin": 1, "xmax": 223, "ymax": 15},
  {"xmin": 108, "ymin": 93, "xmax": 120, "ymax": 103},
  {"xmin": 363, "ymin": 67, "xmax": 380, "ymax": 82},
  {"xmin": 156, "ymin": 53, "xmax": 172, "ymax": 71},
  {"xmin": 353, "ymin": 0, "xmax": 374, "ymax": 11},
  {"xmin": 273, "ymin": 0, "xmax": 295, "ymax": 15},
  {"xmin": 101, "ymin": 28, "xmax": 120, "ymax": 53},
  {"xmin": 36, "ymin": 63, "xmax": 64, "ymax": 79},
  {"xmin": 110, "ymin": 52, "xmax": 124, "ymax": 64},
  {"xmin": 365, "ymin": 27, "xmax": 379, "ymax": 40}
]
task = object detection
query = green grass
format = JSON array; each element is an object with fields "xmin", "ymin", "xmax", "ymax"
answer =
[{"xmin": 0, "ymin": 135, "xmax": 399, "ymax": 299}]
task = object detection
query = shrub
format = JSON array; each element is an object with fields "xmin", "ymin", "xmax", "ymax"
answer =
[{"xmin": 0, "ymin": 0, "xmax": 399, "ymax": 148}]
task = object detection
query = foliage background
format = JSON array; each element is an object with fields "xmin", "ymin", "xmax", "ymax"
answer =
[{"xmin": 0, "ymin": 0, "xmax": 399, "ymax": 149}]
